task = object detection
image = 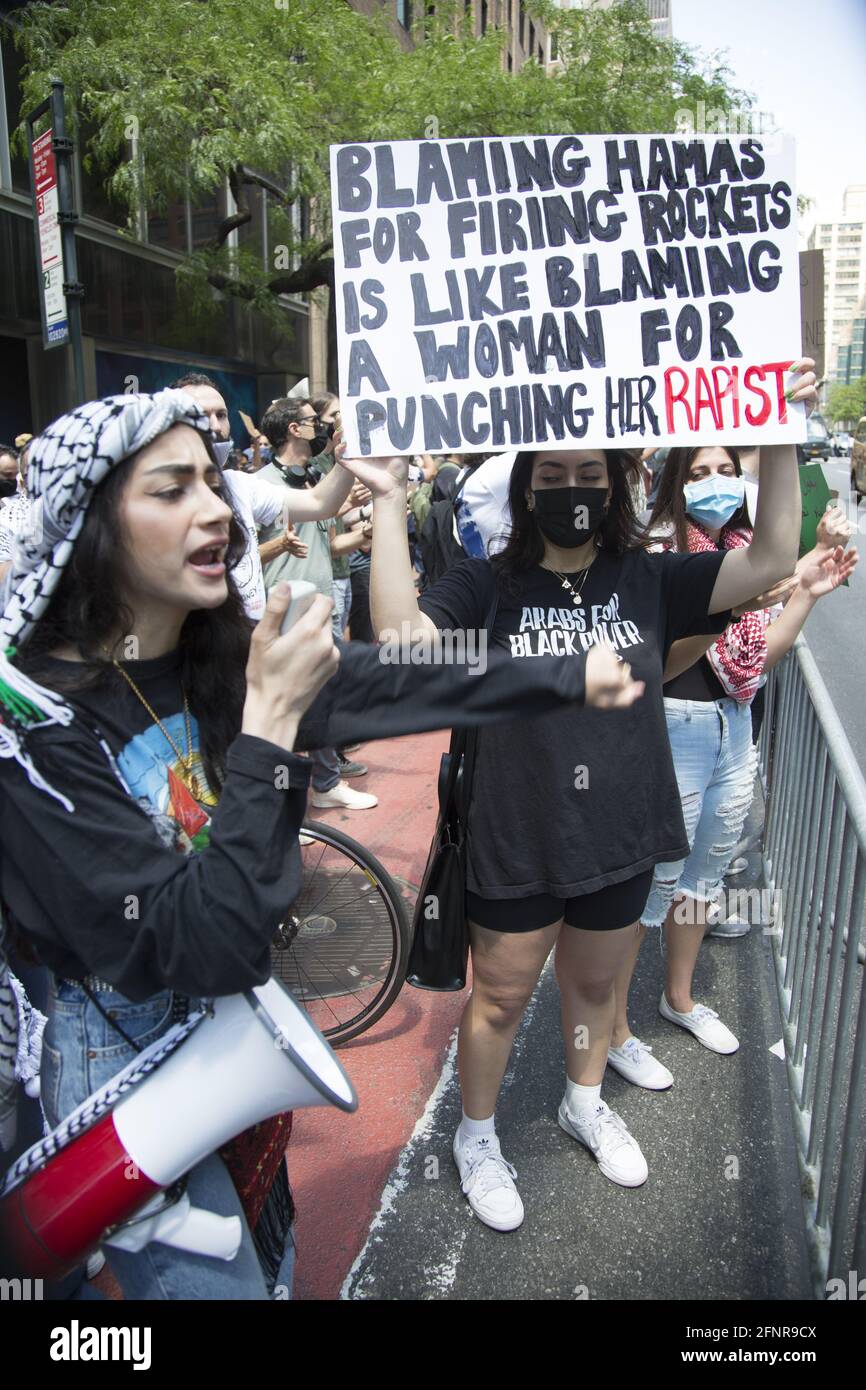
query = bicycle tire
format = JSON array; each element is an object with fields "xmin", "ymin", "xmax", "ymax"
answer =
[{"xmin": 270, "ymin": 820, "xmax": 410, "ymax": 1046}]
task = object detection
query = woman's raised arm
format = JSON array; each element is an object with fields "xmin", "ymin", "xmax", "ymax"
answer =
[
  {"xmin": 338, "ymin": 453, "xmax": 438, "ymax": 642},
  {"xmin": 708, "ymin": 358, "xmax": 817, "ymax": 614}
]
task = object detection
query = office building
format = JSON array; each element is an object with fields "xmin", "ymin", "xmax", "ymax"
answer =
[{"xmin": 808, "ymin": 186, "xmax": 866, "ymax": 384}]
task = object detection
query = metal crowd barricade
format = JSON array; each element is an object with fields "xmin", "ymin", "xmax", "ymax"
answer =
[{"xmin": 758, "ymin": 634, "xmax": 866, "ymax": 1297}]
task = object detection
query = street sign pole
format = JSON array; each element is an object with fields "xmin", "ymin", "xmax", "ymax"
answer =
[{"xmin": 26, "ymin": 78, "xmax": 85, "ymax": 405}]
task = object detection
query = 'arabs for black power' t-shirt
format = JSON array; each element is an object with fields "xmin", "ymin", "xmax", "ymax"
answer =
[{"xmin": 419, "ymin": 548, "xmax": 727, "ymax": 900}]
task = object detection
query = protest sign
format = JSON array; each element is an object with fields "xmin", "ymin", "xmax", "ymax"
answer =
[
  {"xmin": 798, "ymin": 462, "xmax": 833, "ymax": 555},
  {"xmin": 330, "ymin": 134, "xmax": 806, "ymax": 457}
]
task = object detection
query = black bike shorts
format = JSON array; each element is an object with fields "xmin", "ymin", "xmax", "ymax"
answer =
[{"xmin": 466, "ymin": 868, "xmax": 654, "ymax": 934}]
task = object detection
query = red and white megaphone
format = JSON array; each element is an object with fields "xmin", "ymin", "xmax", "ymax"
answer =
[{"xmin": 0, "ymin": 978, "xmax": 357, "ymax": 1279}]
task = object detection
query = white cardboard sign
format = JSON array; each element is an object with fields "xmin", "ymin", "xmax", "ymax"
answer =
[{"xmin": 330, "ymin": 133, "xmax": 806, "ymax": 456}]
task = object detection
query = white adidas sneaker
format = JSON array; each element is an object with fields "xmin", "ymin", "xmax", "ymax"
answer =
[
  {"xmin": 558, "ymin": 1098, "xmax": 649, "ymax": 1187},
  {"xmin": 452, "ymin": 1129, "xmax": 525, "ymax": 1232}
]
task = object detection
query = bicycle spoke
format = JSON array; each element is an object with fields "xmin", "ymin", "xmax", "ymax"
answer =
[
  {"xmin": 296, "ymin": 838, "xmax": 329, "ymax": 904},
  {"xmin": 296, "ymin": 857, "xmax": 373, "ymax": 918},
  {"xmin": 288, "ymin": 932, "xmax": 391, "ymax": 1006},
  {"xmin": 297, "ymin": 889, "xmax": 391, "ymax": 934},
  {"xmin": 287, "ymin": 951, "xmax": 347, "ymax": 1028}
]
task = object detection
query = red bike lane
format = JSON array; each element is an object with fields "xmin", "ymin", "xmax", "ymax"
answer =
[{"xmin": 287, "ymin": 729, "xmax": 468, "ymax": 1301}]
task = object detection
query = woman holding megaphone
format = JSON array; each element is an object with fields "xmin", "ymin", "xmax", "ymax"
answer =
[
  {"xmin": 0, "ymin": 390, "xmax": 637, "ymax": 1297},
  {"xmin": 339, "ymin": 356, "xmax": 816, "ymax": 1233}
]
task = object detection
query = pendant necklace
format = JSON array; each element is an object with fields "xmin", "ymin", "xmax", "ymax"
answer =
[
  {"xmin": 551, "ymin": 565, "xmax": 592, "ymax": 606},
  {"xmin": 108, "ymin": 655, "xmax": 204, "ymax": 801}
]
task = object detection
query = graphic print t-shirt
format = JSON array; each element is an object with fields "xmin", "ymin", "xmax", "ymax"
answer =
[
  {"xmin": 419, "ymin": 549, "xmax": 726, "ymax": 898},
  {"xmin": 0, "ymin": 648, "xmax": 316, "ymax": 997},
  {"xmin": 48, "ymin": 650, "xmax": 218, "ymax": 852}
]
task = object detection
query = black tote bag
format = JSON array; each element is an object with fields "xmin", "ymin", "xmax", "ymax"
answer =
[{"xmin": 405, "ymin": 727, "xmax": 476, "ymax": 991}]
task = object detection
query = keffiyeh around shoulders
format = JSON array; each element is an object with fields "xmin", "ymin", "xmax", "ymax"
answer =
[{"xmin": 677, "ymin": 519, "xmax": 769, "ymax": 704}]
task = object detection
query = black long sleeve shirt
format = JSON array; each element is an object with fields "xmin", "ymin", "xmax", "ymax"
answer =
[{"xmin": 0, "ymin": 641, "xmax": 586, "ymax": 1000}]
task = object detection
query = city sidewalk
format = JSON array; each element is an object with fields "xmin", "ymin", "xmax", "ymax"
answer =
[{"xmin": 291, "ymin": 754, "xmax": 814, "ymax": 1301}]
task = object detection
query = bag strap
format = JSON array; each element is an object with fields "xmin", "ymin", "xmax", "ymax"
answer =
[
  {"xmin": 451, "ymin": 467, "xmax": 471, "ymax": 505},
  {"xmin": 444, "ymin": 578, "xmax": 497, "ymax": 822},
  {"xmin": 438, "ymin": 727, "xmax": 466, "ymax": 818}
]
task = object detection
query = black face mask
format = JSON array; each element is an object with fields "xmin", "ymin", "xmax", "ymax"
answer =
[
  {"xmin": 309, "ymin": 426, "xmax": 330, "ymax": 457},
  {"xmin": 0, "ymin": 476, "xmax": 18, "ymax": 499},
  {"xmin": 530, "ymin": 486, "xmax": 607, "ymax": 549}
]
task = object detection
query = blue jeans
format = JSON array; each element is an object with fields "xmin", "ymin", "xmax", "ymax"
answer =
[
  {"xmin": 303, "ymin": 626, "xmax": 346, "ymax": 790},
  {"xmin": 41, "ymin": 980, "xmax": 270, "ymax": 1300},
  {"xmin": 331, "ymin": 577, "xmax": 351, "ymax": 640},
  {"xmin": 641, "ymin": 698, "xmax": 757, "ymax": 927}
]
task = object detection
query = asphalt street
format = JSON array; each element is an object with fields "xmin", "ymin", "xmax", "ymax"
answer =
[{"xmin": 803, "ymin": 456, "xmax": 866, "ymax": 774}]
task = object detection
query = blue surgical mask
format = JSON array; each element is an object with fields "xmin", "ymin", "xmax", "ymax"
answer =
[
  {"xmin": 211, "ymin": 439, "xmax": 233, "ymax": 467},
  {"xmin": 683, "ymin": 474, "xmax": 745, "ymax": 529}
]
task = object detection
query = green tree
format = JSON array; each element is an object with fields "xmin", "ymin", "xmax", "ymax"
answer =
[
  {"xmin": 10, "ymin": 0, "xmax": 756, "ymax": 319},
  {"xmin": 828, "ymin": 377, "xmax": 866, "ymax": 427}
]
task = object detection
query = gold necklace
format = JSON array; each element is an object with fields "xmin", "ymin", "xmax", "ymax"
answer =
[
  {"xmin": 550, "ymin": 566, "xmax": 592, "ymax": 606},
  {"xmin": 108, "ymin": 656, "xmax": 204, "ymax": 801}
]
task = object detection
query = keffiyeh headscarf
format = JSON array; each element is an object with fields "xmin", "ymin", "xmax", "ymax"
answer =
[{"xmin": 0, "ymin": 390, "xmax": 213, "ymax": 803}]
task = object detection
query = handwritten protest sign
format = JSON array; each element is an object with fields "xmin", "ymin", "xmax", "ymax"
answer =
[{"xmin": 330, "ymin": 134, "xmax": 806, "ymax": 456}]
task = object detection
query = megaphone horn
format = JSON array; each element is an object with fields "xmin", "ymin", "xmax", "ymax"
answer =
[{"xmin": 0, "ymin": 979, "xmax": 357, "ymax": 1278}]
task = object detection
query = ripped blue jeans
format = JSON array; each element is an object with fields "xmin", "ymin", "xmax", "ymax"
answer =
[{"xmin": 641, "ymin": 697, "xmax": 757, "ymax": 928}]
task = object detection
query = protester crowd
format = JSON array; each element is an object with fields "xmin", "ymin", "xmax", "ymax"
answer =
[{"xmin": 0, "ymin": 353, "xmax": 858, "ymax": 1298}]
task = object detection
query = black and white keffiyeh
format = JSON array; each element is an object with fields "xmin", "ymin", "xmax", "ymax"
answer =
[
  {"xmin": 0, "ymin": 916, "xmax": 20, "ymax": 1151},
  {"xmin": 0, "ymin": 389, "xmax": 212, "ymax": 806},
  {"xmin": 0, "ymin": 912, "xmax": 47, "ymax": 1152},
  {"xmin": 1, "ymin": 390, "xmax": 212, "ymax": 649}
]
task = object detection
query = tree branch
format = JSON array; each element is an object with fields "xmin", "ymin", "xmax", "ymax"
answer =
[
  {"xmin": 268, "ymin": 255, "xmax": 334, "ymax": 295},
  {"xmin": 237, "ymin": 165, "xmax": 291, "ymax": 202},
  {"xmin": 206, "ymin": 269, "xmax": 258, "ymax": 301},
  {"xmin": 213, "ymin": 165, "xmax": 252, "ymax": 247}
]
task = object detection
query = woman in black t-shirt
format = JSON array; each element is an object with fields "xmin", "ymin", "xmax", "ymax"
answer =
[{"xmin": 342, "ymin": 358, "xmax": 816, "ymax": 1233}]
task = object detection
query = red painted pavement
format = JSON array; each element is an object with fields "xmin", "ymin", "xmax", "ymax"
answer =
[{"xmin": 289, "ymin": 730, "xmax": 468, "ymax": 1301}]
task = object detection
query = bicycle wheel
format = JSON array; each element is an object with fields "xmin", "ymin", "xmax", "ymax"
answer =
[{"xmin": 270, "ymin": 820, "xmax": 411, "ymax": 1046}]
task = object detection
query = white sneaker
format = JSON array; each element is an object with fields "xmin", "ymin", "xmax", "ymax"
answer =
[
  {"xmin": 310, "ymin": 782, "xmax": 378, "ymax": 811},
  {"xmin": 557, "ymin": 1099, "xmax": 648, "ymax": 1187},
  {"xmin": 707, "ymin": 916, "xmax": 751, "ymax": 939},
  {"xmin": 659, "ymin": 993, "xmax": 739, "ymax": 1054},
  {"xmin": 725, "ymin": 856, "xmax": 749, "ymax": 876},
  {"xmin": 607, "ymin": 1036, "xmax": 673, "ymax": 1090},
  {"xmin": 452, "ymin": 1129, "xmax": 524, "ymax": 1232}
]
